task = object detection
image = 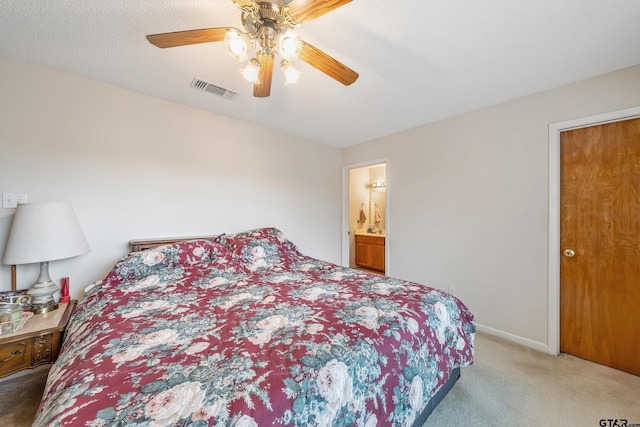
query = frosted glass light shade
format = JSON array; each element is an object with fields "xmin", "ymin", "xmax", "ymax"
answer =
[
  {"xmin": 277, "ymin": 30, "xmax": 301, "ymax": 61},
  {"xmin": 225, "ymin": 29, "xmax": 250, "ymax": 62},
  {"xmin": 281, "ymin": 60, "xmax": 300, "ymax": 85},
  {"xmin": 3, "ymin": 202, "xmax": 90, "ymax": 265},
  {"xmin": 241, "ymin": 58, "xmax": 261, "ymax": 83}
]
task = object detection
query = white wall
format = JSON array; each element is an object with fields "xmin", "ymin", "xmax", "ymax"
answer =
[
  {"xmin": 3, "ymin": 55, "xmax": 639, "ymax": 351},
  {"xmin": 342, "ymin": 64, "xmax": 640, "ymax": 350},
  {"xmin": 0, "ymin": 56, "xmax": 342, "ymax": 299},
  {"xmin": 348, "ymin": 167, "xmax": 369, "ymax": 267}
]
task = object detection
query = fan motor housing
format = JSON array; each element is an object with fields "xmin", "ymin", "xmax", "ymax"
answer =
[{"xmin": 242, "ymin": 2, "xmax": 286, "ymax": 33}]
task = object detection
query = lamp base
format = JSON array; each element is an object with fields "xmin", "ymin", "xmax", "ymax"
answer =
[
  {"xmin": 30, "ymin": 300, "xmax": 59, "ymax": 314},
  {"xmin": 26, "ymin": 261, "xmax": 60, "ymax": 314}
]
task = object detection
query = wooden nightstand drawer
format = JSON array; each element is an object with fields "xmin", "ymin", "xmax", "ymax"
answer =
[
  {"xmin": 0, "ymin": 339, "xmax": 31, "ymax": 375},
  {"xmin": 0, "ymin": 301, "xmax": 75, "ymax": 378}
]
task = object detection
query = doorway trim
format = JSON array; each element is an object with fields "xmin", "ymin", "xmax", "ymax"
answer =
[
  {"xmin": 547, "ymin": 105, "xmax": 640, "ymax": 355},
  {"xmin": 342, "ymin": 158, "xmax": 391, "ymax": 273}
]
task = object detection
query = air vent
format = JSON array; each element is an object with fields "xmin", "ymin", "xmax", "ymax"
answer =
[{"xmin": 190, "ymin": 78, "xmax": 237, "ymax": 100}]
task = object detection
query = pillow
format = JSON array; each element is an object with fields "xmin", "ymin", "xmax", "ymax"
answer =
[
  {"xmin": 218, "ymin": 227, "xmax": 302, "ymax": 262},
  {"xmin": 109, "ymin": 239, "xmax": 232, "ymax": 281}
]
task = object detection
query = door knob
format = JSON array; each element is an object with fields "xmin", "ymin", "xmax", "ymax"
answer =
[{"xmin": 563, "ymin": 249, "xmax": 575, "ymax": 257}]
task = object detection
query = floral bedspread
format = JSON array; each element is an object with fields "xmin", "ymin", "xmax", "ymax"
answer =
[{"xmin": 34, "ymin": 228, "xmax": 475, "ymax": 427}]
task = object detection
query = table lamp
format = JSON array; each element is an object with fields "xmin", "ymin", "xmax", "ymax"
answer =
[{"xmin": 3, "ymin": 202, "xmax": 90, "ymax": 313}]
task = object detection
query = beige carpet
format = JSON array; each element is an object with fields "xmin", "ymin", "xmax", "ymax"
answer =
[
  {"xmin": 1, "ymin": 333, "xmax": 638, "ymax": 426},
  {"xmin": 0, "ymin": 367, "xmax": 48, "ymax": 426},
  {"xmin": 425, "ymin": 332, "xmax": 640, "ymax": 426}
]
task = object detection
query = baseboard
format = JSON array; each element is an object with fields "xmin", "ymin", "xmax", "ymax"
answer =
[{"xmin": 476, "ymin": 323, "xmax": 549, "ymax": 353}]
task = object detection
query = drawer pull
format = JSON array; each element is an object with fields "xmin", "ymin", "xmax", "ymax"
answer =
[{"xmin": 1, "ymin": 349, "xmax": 23, "ymax": 364}]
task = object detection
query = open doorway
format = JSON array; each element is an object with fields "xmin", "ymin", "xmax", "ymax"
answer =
[{"xmin": 343, "ymin": 161, "xmax": 388, "ymax": 275}]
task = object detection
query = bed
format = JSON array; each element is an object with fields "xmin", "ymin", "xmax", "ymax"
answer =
[{"xmin": 34, "ymin": 227, "xmax": 475, "ymax": 426}]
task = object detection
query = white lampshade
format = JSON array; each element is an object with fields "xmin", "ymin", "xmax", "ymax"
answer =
[
  {"xmin": 4, "ymin": 202, "xmax": 90, "ymax": 264},
  {"xmin": 3, "ymin": 202, "xmax": 90, "ymax": 313}
]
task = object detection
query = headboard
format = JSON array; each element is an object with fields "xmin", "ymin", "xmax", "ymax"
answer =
[{"xmin": 129, "ymin": 235, "xmax": 219, "ymax": 252}]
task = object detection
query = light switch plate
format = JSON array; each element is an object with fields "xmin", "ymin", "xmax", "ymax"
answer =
[{"xmin": 2, "ymin": 192, "xmax": 27, "ymax": 209}]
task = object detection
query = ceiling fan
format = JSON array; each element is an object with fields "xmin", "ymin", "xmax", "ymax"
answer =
[{"xmin": 146, "ymin": 0, "xmax": 359, "ymax": 98}]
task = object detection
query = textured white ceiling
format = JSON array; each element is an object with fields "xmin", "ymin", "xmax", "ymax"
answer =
[{"xmin": 1, "ymin": 0, "xmax": 639, "ymax": 148}]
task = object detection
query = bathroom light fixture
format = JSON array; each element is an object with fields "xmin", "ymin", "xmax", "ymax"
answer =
[
  {"xmin": 372, "ymin": 181, "xmax": 387, "ymax": 189},
  {"xmin": 3, "ymin": 202, "xmax": 90, "ymax": 313}
]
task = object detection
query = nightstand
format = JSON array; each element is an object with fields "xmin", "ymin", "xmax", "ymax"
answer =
[{"xmin": 0, "ymin": 300, "xmax": 76, "ymax": 378}]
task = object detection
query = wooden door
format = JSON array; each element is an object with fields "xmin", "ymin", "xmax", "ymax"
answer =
[{"xmin": 560, "ymin": 117, "xmax": 640, "ymax": 375}]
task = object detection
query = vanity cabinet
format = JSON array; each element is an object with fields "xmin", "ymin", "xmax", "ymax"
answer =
[{"xmin": 355, "ymin": 234, "xmax": 385, "ymax": 273}]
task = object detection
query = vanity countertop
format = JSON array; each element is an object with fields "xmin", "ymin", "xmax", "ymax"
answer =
[{"xmin": 354, "ymin": 229, "xmax": 386, "ymax": 237}]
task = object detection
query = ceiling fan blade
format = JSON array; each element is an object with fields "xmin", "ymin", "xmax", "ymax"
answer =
[
  {"xmin": 298, "ymin": 40, "xmax": 358, "ymax": 86},
  {"xmin": 146, "ymin": 28, "xmax": 238, "ymax": 48},
  {"xmin": 285, "ymin": 0, "xmax": 352, "ymax": 24},
  {"xmin": 254, "ymin": 52, "xmax": 274, "ymax": 98}
]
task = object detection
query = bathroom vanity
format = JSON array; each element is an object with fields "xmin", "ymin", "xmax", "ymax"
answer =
[{"xmin": 355, "ymin": 234, "xmax": 385, "ymax": 273}]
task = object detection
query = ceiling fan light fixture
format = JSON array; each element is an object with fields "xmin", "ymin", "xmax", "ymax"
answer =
[
  {"xmin": 146, "ymin": 0, "xmax": 359, "ymax": 98},
  {"xmin": 225, "ymin": 29, "xmax": 250, "ymax": 61},
  {"xmin": 281, "ymin": 60, "xmax": 300, "ymax": 85},
  {"xmin": 240, "ymin": 57, "xmax": 261, "ymax": 83},
  {"xmin": 277, "ymin": 29, "xmax": 301, "ymax": 61}
]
